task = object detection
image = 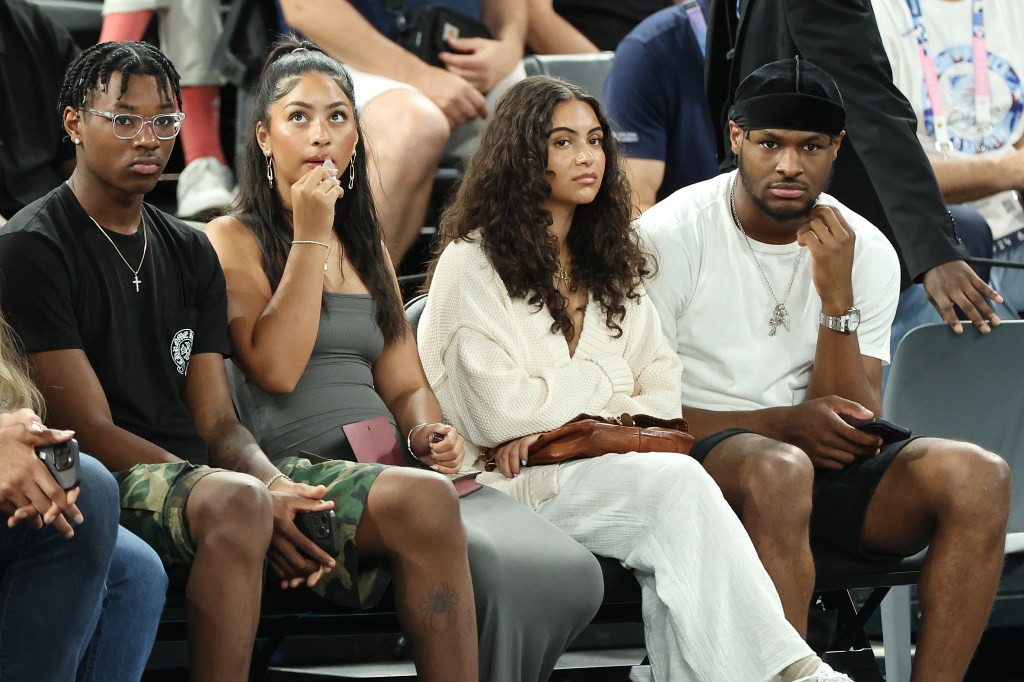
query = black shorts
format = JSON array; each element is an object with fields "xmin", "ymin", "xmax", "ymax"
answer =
[{"xmin": 690, "ymin": 428, "xmax": 917, "ymax": 560}]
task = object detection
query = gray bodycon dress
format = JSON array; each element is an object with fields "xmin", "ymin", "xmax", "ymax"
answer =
[{"xmin": 229, "ymin": 294, "xmax": 603, "ymax": 682}]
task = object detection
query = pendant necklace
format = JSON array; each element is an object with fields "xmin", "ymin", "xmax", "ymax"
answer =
[
  {"xmin": 88, "ymin": 214, "xmax": 148, "ymax": 293},
  {"xmin": 729, "ymin": 178, "xmax": 806, "ymax": 336}
]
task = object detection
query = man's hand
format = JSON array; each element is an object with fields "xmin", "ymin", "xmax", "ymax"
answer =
[
  {"xmin": 797, "ymin": 205, "xmax": 856, "ymax": 312},
  {"xmin": 922, "ymin": 260, "xmax": 1003, "ymax": 334},
  {"xmin": 439, "ymin": 36, "xmax": 522, "ymax": 94},
  {"xmin": 776, "ymin": 397, "xmax": 883, "ymax": 470},
  {"xmin": 265, "ymin": 478, "xmax": 336, "ymax": 589},
  {"xmin": 408, "ymin": 64, "xmax": 488, "ymax": 128},
  {"xmin": 0, "ymin": 409, "xmax": 82, "ymax": 538},
  {"xmin": 488, "ymin": 433, "xmax": 542, "ymax": 479}
]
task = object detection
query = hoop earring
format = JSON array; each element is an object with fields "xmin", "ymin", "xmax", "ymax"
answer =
[
  {"xmin": 348, "ymin": 151, "xmax": 356, "ymax": 191},
  {"xmin": 265, "ymin": 155, "xmax": 275, "ymax": 188}
]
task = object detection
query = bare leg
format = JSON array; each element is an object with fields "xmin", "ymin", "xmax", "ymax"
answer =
[
  {"xmin": 702, "ymin": 433, "xmax": 816, "ymax": 636},
  {"xmin": 360, "ymin": 90, "xmax": 450, "ymax": 265},
  {"xmin": 184, "ymin": 472, "xmax": 274, "ymax": 682},
  {"xmin": 859, "ymin": 438, "xmax": 1010, "ymax": 682},
  {"xmin": 355, "ymin": 468, "xmax": 477, "ymax": 681}
]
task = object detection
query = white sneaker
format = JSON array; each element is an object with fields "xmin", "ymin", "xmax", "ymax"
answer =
[
  {"xmin": 176, "ymin": 156, "xmax": 236, "ymax": 218},
  {"xmin": 793, "ymin": 662, "xmax": 855, "ymax": 681}
]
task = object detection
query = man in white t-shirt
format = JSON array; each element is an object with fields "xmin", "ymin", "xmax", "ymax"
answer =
[
  {"xmin": 872, "ymin": 0, "xmax": 1024, "ymax": 320},
  {"xmin": 640, "ymin": 58, "xmax": 1010, "ymax": 681}
]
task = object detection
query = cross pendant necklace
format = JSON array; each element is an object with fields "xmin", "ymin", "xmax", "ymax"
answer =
[
  {"xmin": 88, "ymin": 213, "xmax": 148, "ymax": 293},
  {"xmin": 729, "ymin": 178, "xmax": 806, "ymax": 336}
]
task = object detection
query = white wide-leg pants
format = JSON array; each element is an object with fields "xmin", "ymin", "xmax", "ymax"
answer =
[{"xmin": 536, "ymin": 452, "xmax": 813, "ymax": 681}]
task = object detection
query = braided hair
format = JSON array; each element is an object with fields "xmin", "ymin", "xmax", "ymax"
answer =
[{"xmin": 58, "ymin": 41, "xmax": 182, "ymax": 113}]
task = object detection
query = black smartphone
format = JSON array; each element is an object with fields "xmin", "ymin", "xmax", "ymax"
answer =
[
  {"xmin": 36, "ymin": 438, "xmax": 81, "ymax": 490},
  {"xmin": 850, "ymin": 417, "xmax": 911, "ymax": 445},
  {"xmin": 295, "ymin": 509, "xmax": 340, "ymax": 557}
]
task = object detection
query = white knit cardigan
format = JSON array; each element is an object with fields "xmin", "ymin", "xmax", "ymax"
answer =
[{"xmin": 417, "ymin": 237, "xmax": 684, "ymax": 507}]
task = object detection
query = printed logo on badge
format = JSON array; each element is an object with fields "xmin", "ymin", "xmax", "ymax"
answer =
[
  {"xmin": 442, "ymin": 22, "xmax": 460, "ymax": 42},
  {"xmin": 170, "ymin": 328, "xmax": 194, "ymax": 375}
]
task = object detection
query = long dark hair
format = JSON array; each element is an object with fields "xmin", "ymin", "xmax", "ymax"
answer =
[
  {"xmin": 234, "ymin": 37, "xmax": 405, "ymax": 344},
  {"xmin": 430, "ymin": 76, "xmax": 651, "ymax": 339}
]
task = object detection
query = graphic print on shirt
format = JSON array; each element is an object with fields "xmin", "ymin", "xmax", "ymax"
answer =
[
  {"xmin": 170, "ymin": 328, "xmax": 194, "ymax": 375},
  {"xmin": 921, "ymin": 45, "xmax": 1023, "ymax": 153}
]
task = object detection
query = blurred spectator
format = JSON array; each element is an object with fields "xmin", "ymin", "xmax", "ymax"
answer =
[
  {"xmin": 526, "ymin": 0, "xmax": 678, "ymax": 54},
  {"xmin": 0, "ymin": 314, "xmax": 166, "ymax": 682},
  {"xmin": 0, "ymin": 0, "xmax": 79, "ymax": 224},
  {"xmin": 705, "ymin": 0, "xmax": 1005, "ymax": 337},
  {"xmin": 279, "ymin": 0, "xmax": 526, "ymax": 264},
  {"xmin": 872, "ymin": 0, "xmax": 1024, "ymax": 319},
  {"xmin": 100, "ymin": 0, "xmax": 236, "ymax": 218},
  {"xmin": 604, "ymin": 0, "xmax": 717, "ymax": 212}
]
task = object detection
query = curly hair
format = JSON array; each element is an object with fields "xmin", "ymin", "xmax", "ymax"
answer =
[
  {"xmin": 430, "ymin": 76, "xmax": 652, "ymax": 339},
  {"xmin": 58, "ymin": 41, "xmax": 182, "ymax": 113},
  {"xmin": 233, "ymin": 37, "xmax": 405, "ymax": 344}
]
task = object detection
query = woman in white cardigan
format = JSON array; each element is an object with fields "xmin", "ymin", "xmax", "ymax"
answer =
[{"xmin": 417, "ymin": 76, "xmax": 852, "ymax": 682}]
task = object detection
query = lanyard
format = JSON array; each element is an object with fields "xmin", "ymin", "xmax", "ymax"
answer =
[
  {"xmin": 684, "ymin": 0, "xmax": 707, "ymax": 57},
  {"xmin": 906, "ymin": 0, "xmax": 990, "ymax": 155}
]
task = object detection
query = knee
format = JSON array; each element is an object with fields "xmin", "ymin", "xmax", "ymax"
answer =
[
  {"xmin": 926, "ymin": 441, "xmax": 1011, "ymax": 519},
  {"xmin": 372, "ymin": 469, "xmax": 465, "ymax": 547},
  {"xmin": 737, "ymin": 442, "xmax": 814, "ymax": 516},
  {"xmin": 364, "ymin": 91, "xmax": 450, "ymax": 163},
  {"xmin": 190, "ymin": 474, "xmax": 274, "ymax": 557}
]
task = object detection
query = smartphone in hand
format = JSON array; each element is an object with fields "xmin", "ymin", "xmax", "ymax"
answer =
[
  {"xmin": 36, "ymin": 438, "xmax": 80, "ymax": 490},
  {"xmin": 850, "ymin": 417, "xmax": 911, "ymax": 445},
  {"xmin": 295, "ymin": 509, "xmax": 340, "ymax": 557}
]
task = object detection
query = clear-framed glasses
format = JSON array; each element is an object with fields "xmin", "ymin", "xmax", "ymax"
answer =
[{"xmin": 83, "ymin": 108, "xmax": 186, "ymax": 140}]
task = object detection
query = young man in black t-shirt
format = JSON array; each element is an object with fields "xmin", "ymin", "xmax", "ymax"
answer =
[{"xmin": 0, "ymin": 41, "xmax": 477, "ymax": 680}]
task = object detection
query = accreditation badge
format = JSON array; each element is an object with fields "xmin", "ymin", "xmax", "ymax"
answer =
[{"xmin": 972, "ymin": 190, "xmax": 1024, "ymax": 250}]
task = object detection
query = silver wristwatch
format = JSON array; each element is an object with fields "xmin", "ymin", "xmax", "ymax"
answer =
[{"xmin": 819, "ymin": 307, "xmax": 861, "ymax": 334}]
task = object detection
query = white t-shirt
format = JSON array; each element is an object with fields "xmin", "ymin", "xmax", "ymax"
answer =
[
  {"xmin": 638, "ymin": 171, "xmax": 900, "ymax": 413},
  {"xmin": 872, "ymin": 0, "xmax": 1024, "ymax": 156}
]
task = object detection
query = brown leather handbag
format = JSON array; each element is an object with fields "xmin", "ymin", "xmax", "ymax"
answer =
[{"xmin": 525, "ymin": 413, "xmax": 695, "ymax": 465}]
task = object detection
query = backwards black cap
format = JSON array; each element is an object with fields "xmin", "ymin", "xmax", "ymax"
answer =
[{"xmin": 728, "ymin": 56, "xmax": 846, "ymax": 136}]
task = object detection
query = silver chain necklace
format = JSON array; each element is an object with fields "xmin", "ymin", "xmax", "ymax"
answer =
[
  {"xmin": 88, "ymin": 214, "xmax": 148, "ymax": 293},
  {"xmin": 729, "ymin": 178, "xmax": 806, "ymax": 336}
]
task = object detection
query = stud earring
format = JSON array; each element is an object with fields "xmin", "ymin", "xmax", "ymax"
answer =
[
  {"xmin": 74, "ymin": 138, "xmax": 81, "ymax": 145},
  {"xmin": 348, "ymin": 150, "xmax": 356, "ymax": 190},
  {"xmin": 265, "ymin": 155, "xmax": 274, "ymax": 188}
]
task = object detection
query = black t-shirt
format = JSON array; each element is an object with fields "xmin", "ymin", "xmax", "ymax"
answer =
[
  {"xmin": 0, "ymin": 0, "xmax": 79, "ymax": 218},
  {"xmin": 553, "ymin": 0, "xmax": 674, "ymax": 51},
  {"xmin": 0, "ymin": 184, "xmax": 231, "ymax": 465}
]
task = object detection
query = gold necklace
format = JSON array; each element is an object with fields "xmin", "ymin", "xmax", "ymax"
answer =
[
  {"xmin": 88, "ymin": 214, "xmax": 148, "ymax": 293},
  {"xmin": 554, "ymin": 267, "xmax": 571, "ymax": 286}
]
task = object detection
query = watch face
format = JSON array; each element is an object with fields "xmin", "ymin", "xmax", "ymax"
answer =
[{"xmin": 847, "ymin": 307, "xmax": 862, "ymax": 332}]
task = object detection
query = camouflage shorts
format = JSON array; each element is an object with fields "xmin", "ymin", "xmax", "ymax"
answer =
[
  {"xmin": 117, "ymin": 456, "xmax": 390, "ymax": 608},
  {"xmin": 115, "ymin": 462, "xmax": 223, "ymax": 567},
  {"xmin": 279, "ymin": 455, "xmax": 390, "ymax": 609}
]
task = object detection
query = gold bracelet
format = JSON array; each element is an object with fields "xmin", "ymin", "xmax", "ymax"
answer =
[{"xmin": 265, "ymin": 472, "xmax": 291, "ymax": 489}]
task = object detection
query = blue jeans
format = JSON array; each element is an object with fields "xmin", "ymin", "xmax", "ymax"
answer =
[{"xmin": 0, "ymin": 454, "xmax": 167, "ymax": 681}]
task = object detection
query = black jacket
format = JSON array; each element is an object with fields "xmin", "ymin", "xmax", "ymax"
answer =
[{"xmin": 705, "ymin": 0, "xmax": 966, "ymax": 288}]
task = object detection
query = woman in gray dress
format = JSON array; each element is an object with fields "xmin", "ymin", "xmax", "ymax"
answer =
[{"xmin": 206, "ymin": 38, "xmax": 603, "ymax": 682}]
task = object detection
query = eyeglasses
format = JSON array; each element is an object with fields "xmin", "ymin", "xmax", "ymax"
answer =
[{"xmin": 83, "ymin": 108, "xmax": 186, "ymax": 140}]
